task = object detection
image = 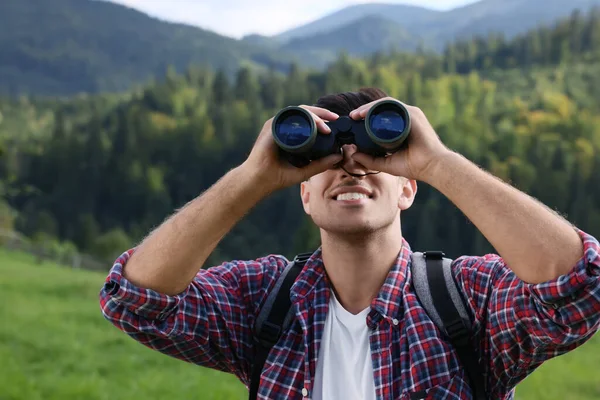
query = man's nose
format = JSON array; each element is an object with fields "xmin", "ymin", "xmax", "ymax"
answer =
[{"xmin": 339, "ymin": 144, "xmax": 369, "ymax": 176}]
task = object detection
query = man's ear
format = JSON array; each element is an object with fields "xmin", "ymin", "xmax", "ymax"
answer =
[
  {"xmin": 398, "ymin": 178, "xmax": 417, "ymax": 211},
  {"xmin": 300, "ymin": 180, "xmax": 311, "ymax": 215}
]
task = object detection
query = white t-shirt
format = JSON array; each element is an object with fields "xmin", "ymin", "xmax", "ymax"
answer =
[{"xmin": 312, "ymin": 290, "xmax": 377, "ymax": 400}]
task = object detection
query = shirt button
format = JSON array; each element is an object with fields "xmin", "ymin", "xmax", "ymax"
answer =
[
  {"xmin": 392, "ymin": 318, "xmax": 399, "ymax": 326},
  {"xmin": 302, "ymin": 388, "xmax": 309, "ymax": 397}
]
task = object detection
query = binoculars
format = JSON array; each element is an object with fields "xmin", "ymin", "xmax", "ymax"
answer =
[{"xmin": 271, "ymin": 99, "xmax": 411, "ymax": 167}]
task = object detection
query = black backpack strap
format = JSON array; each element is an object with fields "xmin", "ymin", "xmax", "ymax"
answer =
[
  {"xmin": 411, "ymin": 251, "xmax": 487, "ymax": 400},
  {"xmin": 248, "ymin": 252, "xmax": 311, "ymax": 400}
]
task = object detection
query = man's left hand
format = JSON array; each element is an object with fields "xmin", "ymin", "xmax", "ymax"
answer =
[{"xmin": 349, "ymin": 97, "xmax": 450, "ymax": 182}]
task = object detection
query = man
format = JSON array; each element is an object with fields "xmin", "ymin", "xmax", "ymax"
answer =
[{"xmin": 99, "ymin": 87, "xmax": 600, "ymax": 399}]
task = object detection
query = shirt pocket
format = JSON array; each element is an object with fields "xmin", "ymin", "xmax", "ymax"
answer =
[{"xmin": 407, "ymin": 375, "xmax": 471, "ymax": 400}]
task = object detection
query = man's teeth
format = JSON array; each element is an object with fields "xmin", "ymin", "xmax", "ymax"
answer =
[{"xmin": 336, "ymin": 192, "xmax": 369, "ymax": 201}]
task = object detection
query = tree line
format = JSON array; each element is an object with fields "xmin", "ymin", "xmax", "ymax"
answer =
[{"xmin": 2, "ymin": 9, "xmax": 600, "ymax": 267}]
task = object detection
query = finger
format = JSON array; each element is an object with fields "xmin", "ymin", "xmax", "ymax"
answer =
[
  {"xmin": 351, "ymin": 152, "xmax": 391, "ymax": 173},
  {"xmin": 349, "ymin": 100, "xmax": 379, "ymax": 120},
  {"xmin": 301, "ymin": 153, "xmax": 343, "ymax": 180},
  {"xmin": 305, "ymin": 110, "xmax": 332, "ymax": 134},
  {"xmin": 349, "ymin": 97, "xmax": 405, "ymax": 120},
  {"xmin": 349, "ymin": 104, "xmax": 370, "ymax": 120},
  {"xmin": 299, "ymin": 105, "xmax": 339, "ymax": 122}
]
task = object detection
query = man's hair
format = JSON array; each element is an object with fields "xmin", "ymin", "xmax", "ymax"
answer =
[
  {"xmin": 301, "ymin": 87, "xmax": 390, "ymax": 183},
  {"xmin": 313, "ymin": 87, "xmax": 388, "ymax": 116}
]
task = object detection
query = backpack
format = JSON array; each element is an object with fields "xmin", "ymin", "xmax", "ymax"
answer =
[{"xmin": 249, "ymin": 251, "xmax": 487, "ymax": 400}]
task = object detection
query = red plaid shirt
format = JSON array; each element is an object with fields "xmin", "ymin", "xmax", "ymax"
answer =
[{"xmin": 99, "ymin": 229, "xmax": 600, "ymax": 399}]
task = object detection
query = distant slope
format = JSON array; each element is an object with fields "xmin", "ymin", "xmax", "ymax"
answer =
[
  {"xmin": 3, "ymin": 0, "xmax": 600, "ymax": 97},
  {"xmin": 0, "ymin": 0, "xmax": 289, "ymax": 96},
  {"xmin": 240, "ymin": 34, "xmax": 281, "ymax": 49},
  {"xmin": 0, "ymin": 248, "xmax": 248, "ymax": 400},
  {"xmin": 275, "ymin": 0, "xmax": 600, "ymax": 51},
  {"xmin": 427, "ymin": 0, "xmax": 600, "ymax": 45},
  {"xmin": 274, "ymin": 3, "xmax": 440, "ymax": 44},
  {"xmin": 1, "ymin": 243, "xmax": 599, "ymax": 399},
  {"xmin": 281, "ymin": 15, "xmax": 420, "ymax": 67}
]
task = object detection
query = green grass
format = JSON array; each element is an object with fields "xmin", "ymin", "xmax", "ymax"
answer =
[
  {"xmin": 1, "ymin": 248, "xmax": 598, "ymax": 399},
  {"xmin": 0, "ymin": 249, "xmax": 247, "ymax": 400}
]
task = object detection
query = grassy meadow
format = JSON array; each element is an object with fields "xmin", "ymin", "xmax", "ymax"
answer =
[{"xmin": 1, "ymin": 248, "xmax": 598, "ymax": 399}]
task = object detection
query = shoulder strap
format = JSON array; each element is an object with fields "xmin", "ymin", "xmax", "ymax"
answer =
[
  {"xmin": 411, "ymin": 251, "xmax": 487, "ymax": 400},
  {"xmin": 248, "ymin": 252, "xmax": 311, "ymax": 400}
]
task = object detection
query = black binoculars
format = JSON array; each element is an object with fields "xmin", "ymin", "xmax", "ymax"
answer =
[{"xmin": 271, "ymin": 99, "xmax": 411, "ymax": 167}]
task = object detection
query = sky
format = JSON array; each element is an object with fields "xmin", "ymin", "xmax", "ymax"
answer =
[{"xmin": 108, "ymin": 0, "xmax": 480, "ymax": 39}]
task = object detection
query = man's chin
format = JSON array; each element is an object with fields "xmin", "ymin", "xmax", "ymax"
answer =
[{"xmin": 321, "ymin": 222, "xmax": 378, "ymax": 238}]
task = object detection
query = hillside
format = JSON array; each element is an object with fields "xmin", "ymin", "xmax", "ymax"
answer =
[
  {"xmin": 2, "ymin": 0, "xmax": 600, "ymax": 96},
  {"xmin": 1, "ymin": 246, "xmax": 599, "ymax": 399},
  {"xmin": 272, "ymin": 0, "xmax": 600, "ymax": 66},
  {"xmin": 430, "ymin": 0, "xmax": 600, "ymax": 43},
  {"xmin": 3, "ymin": 9, "xmax": 600, "ymax": 266},
  {"xmin": 273, "ymin": 3, "xmax": 440, "ymax": 44},
  {"xmin": 280, "ymin": 15, "xmax": 419, "ymax": 65},
  {"xmin": 0, "ymin": 0, "xmax": 291, "ymax": 96},
  {"xmin": 0, "ymin": 248, "xmax": 247, "ymax": 400},
  {"xmin": 275, "ymin": 0, "xmax": 600, "ymax": 46}
]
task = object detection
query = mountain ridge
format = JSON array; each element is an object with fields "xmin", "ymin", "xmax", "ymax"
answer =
[
  {"xmin": 2, "ymin": 0, "xmax": 600, "ymax": 96},
  {"xmin": 272, "ymin": 0, "xmax": 600, "ymax": 50},
  {"xmin": 0, "ymin": 0, "xmax": 295, "ymax": 96},
  {"xmin": 272, "ymin": 3, "xmax": 441, "ymax": 44}
]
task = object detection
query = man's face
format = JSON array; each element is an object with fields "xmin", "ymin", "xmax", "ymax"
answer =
[{"xmin": 300, "ymin": 144, "xmax": 417, "ymax": 236}]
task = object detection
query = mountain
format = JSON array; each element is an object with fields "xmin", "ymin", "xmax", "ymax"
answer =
[
  {"xmin": 273, "ymin": 3, "xmax": 441, "ymax": 44},
  {"xmin": 424, "ymin": 0, "xmax": 600, "ymax": 45},
  {"xmin": 0, "ymin": 0, "xmax": 292, "ymax": 96},
  {"xmin": 240, "ymin": 34, "xmax": 281, "ymax": 49},
  {"xmin": 6, "ymin": 8, "xmax": 600, "ymax": 267},
  {"xmin": 275, "ymin": 0, "xmax": 600, "ymax": 51},
  {"xmin": 2, "ymin": 0, "xmax": 600, "ymax": 97},
  {"xmin": 280, "ymin": 15, "xmax": 420, "ymax": 67}
]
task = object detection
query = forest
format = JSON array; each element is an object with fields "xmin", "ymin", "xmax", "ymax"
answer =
[{"xmin": 2, "ymin": 8, "xmax": 600, "ymax": 268}]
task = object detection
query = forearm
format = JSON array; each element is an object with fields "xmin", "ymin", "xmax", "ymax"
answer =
[
  {"xmin": 123, "ymin": 163, "xmax": 272, "ymax": 295},
  {"xmin": 426, "ymin": 151, "xmax": 584, "ymax": 284}
]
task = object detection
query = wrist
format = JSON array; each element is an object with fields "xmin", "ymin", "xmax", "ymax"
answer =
[
  {"xmin": 237, "ymin": 161, "xmax": 279, "ymax": 198},
  {"xmin": 418, "ymin": 150, "xmax": 461, "ymax": 186}
]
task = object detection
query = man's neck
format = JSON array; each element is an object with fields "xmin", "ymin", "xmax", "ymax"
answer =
[{"xmin": 320, "ymin": 226, "xmax": 403, "ymax": 314}]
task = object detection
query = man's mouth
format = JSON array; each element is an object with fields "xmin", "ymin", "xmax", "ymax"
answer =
[{"xmin": 335, "ymin": 192, "xmax": 371, "ymax": 201}]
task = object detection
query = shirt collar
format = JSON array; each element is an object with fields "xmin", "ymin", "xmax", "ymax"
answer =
[{"xmin": 290, "ymin": 238, "xmax": 412, "ymax": 320}]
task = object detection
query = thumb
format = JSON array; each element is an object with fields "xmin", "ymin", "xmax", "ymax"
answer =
[
  {"xmin": 301, "ymin": 153, "xmax": 343, "ymax": 180},
  {"xmin": 351, "ymin": 152, "xmax": 389, "ymax": 172}
]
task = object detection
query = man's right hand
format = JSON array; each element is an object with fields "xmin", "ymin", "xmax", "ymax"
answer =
[
  {"xmin": 242, "ymin": 106, "xmax": 344, "ymax": 193},
  {"xmin": 119, "ymin": 105, "xmax": 343, "ymax": 295}
]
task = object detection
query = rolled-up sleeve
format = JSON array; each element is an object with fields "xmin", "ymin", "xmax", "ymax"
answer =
[
  {"xmin": 99, "ymin": 248, "xmax": 288, "ymax": 384},
  {"xmin": 528, "ymin": 229, "xmax": 600, "ymax": 310},
  {"xmin": 453, "ymin": 229, "xmax": 600, "ymax": 397},
  {"xmin": 101, "ymin": 249, "xmax": 190, "ymax": 321}
]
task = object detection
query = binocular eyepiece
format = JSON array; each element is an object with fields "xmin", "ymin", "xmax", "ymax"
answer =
[{"xmin": 271, "ymin": 99, "xmax": 411, "ymax": 167}]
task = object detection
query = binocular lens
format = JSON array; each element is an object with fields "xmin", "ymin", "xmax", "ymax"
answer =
[
  {"xmin": 273, "ymin": 111, "xmax": 314, "ymax": 149},
  {"xmin": 368, "ymin": 108, "xmax": 407, "ymax": 140}
]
